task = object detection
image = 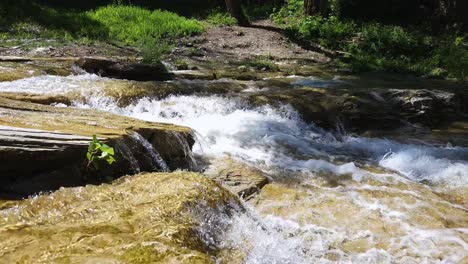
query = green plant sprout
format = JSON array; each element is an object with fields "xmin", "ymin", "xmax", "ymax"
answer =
[{"xmin": 86, "ymin": 135, "xmax": 116, "ymax": 170}]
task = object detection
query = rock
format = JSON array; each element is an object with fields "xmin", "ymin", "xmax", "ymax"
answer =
[
  {"xmin": 248, "ymin": 87, "xmax": 468, "ymax": 133},
  {"xmin": 175, "ymin": 61, "xmax": 189, "ymax": 70},
  {"xmin": 237, "ymin": 65, "xmax": 248, "ymax": 72},
  {"xmin": 0, "ymin": 78, "xmax": 248, "ymax": 108},
  {"xmin": 383, "ymin": 89, "xmax": 464, "ymax": 126},
  {"xmin": 0, "ymin": 56, "xmax": 32, "ymax": 62},
  {"xmin": 0, "ymin": 60, "xmax": 74, "ymax": 81},
  {"xmin": 204, "ymin": 157, "xmax": 270, "ymax": 199},
  {"xmin": 76, "ymin": 57, "xmax": 174, "ymax": 81},
  {"xmin": 0, "ymin": 172, "xmax": 242, "ymax": 263},
  {"xmin": 0, "ymin": 96, "xmax": 195, "ymax": 197}
]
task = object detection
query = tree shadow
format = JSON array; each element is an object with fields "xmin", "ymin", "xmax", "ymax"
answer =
[
  {"xmin": 246, "ymin": 22, "xmax": 337, "ymax": 58},
  {"xmin": 0, "ymin": 0, "xmax": 109, "ymax": 41}
]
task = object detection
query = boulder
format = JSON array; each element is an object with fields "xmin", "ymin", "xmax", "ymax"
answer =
[
  {"xmin": 204, "ymin": 157, "xmax": 270, "ymax": 199},
  {"xmin": 0, "ymin": 96, "xmax": 195, "ymax": 197},
  {"xmin": 76, "ymin": 57, "xmax": 174, "ymax": 81},
  {"xmin": 0, "ymin": 172, "xmax": 242, "ymax": 263}
]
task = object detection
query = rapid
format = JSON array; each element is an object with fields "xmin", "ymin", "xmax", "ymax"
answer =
[{"xmin": 0, "ymin": 72, "xmax": 467, "ymax": 263}]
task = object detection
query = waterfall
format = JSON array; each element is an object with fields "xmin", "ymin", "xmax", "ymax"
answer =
[
  {"xmin": 170, "ymin": 131, "xmax": 198, "ymax": 171},
  {"xmin": 131, "ymin": 132, "xmax": 170, "ymax": 172},
  {"xmin": 114, "ymin": 140, "xmax": 141, "ymax": 174}
]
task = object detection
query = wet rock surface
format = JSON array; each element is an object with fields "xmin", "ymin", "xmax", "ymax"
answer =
[
  {"xmin": 76, "ymin": 57, "xmax": 174, "ymax": 81},
  {"xmin": 204, "ymin": 157, "xmax": 270, "ymax": 199},
  {"xmin": 0, "ymin": 96, "xmax": 195, "ymax": 197},
  {"xmin": 0, "ymin": 172, "xmax": 241, "ymax": 264},
  {"xmin": 248, "ymin": 86, "xmax": 468, "ymax": 134},
  {"xmin": 0, "ymin": 55, "xmax": 467, "ymax": 263}
]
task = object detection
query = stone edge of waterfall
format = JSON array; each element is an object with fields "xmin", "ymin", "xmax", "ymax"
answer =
[{"xmin": 0, "ymin": 97, "xmax": 197, "ymax": 198}]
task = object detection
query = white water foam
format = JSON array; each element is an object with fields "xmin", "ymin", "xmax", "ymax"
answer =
[
  {"xmin": 0, "ymin": 74, "xmax": 466, "ymax": 185},
  {"xmin": 220, "ymin": 205, "xmax": 468, "ymax": 264},
  {"xmin": 1, "ymin": 74, "xmax": 467, "ymax": 263},
  {"xmin": 0, "ymin": 74, "xmax": 109, "ymax": 94},
  {"xmin": 71, "ymin": 94, "xmax": 468, "ymax": 187}
]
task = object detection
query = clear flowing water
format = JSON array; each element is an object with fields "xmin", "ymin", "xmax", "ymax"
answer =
[
  {"xmin": 0, "ymin": 73, "xmax": 467, "ymax": 263},
  {"xmin": 131, "ymin": 132, "xmax": 170, "ymax": 172}
]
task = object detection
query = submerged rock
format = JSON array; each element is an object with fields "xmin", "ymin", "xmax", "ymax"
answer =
[
  {"xmin": 243, "ymin": 173, "xmax": 468, "ymax": 263},
  {"xmin": 0, "ymin": 172, "xmax": 242, "ymax": 263},
  {"xmin": 76, "ymin": 57, "xmax": 174, "ymax": 81},
  {"xmin": 0, "ymin": 97, "xmax": 195, "ymax": 197}
]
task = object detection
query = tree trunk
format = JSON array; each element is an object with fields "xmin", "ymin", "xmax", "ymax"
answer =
[
  {"xmin": 225, "ymin": 0, "xmax": 250, "ymax": 26},
  {"xmin": 304, "ymin": 0, "xmax": 314, "ymax": 16},
  {"xmin": 274, "ymin": 0, "xmax": 285, "ymax": 8},
  {"xmin": 304, "ymin": 0, "xmax": 329, "ymax": 16},
  {"xmin": 319, "ymin": 0, "xmax": 329, "ymax": 15}
]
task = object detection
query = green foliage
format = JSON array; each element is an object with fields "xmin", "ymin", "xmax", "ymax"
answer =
[
  {"xmin": 174, "ymin": 59, "xmax": 189, "ymax": 70},
  {"xmin": 273, "ymin": 0, "xmax": 468, "ymax": 80},
  {"xmin": 206, "ymin": 10, "xmax": 237, "ymax": 26},
  {"xmin": 245, "ymin": 58, "xmax": 280, "ymax": 71},
  {"xmin": 246, "ymin": 3, "xmax": 275, "ymax": 19},
  {"xmin": 87, "ymin": 135, "xmax": 116, "ymax": 170},
  {"xmin": 435, "ymin": 37, "xmax": 468, "ymax": 81},
  {"xmin": 88, "ymin": 5, "xmax": 204, "ymax": 46},
  {"xmin": 295, "ymin": 16, "xmax": 356, "ymax": 48},
  {"xmin": 272, "ymin": 0, "xmax": 303, "ymax": 25},
  {"xmin": 141, "ymin": 41, "xmax": 171, "ymax": 64},
  {"xmin": 0, "ymin": 3, "xmax": 205, "ymax": 60}
]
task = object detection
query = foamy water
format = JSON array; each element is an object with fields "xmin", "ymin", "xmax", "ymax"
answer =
[
  {"xmin": 1, "ymin": 74, "xmax": 467, "ymax": 263},
  {"xmin": 0, "ymin": 73, "xmax": 111, "ymax": 94},
  {"xmin": 72, "ymin": 93, "xmax": 468, "ymax": 188}
]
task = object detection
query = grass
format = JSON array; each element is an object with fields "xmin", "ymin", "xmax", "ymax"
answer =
[
  {"xmin": 89, "ymin": 6, "xmax": 204, "ymax": 46},
  {"xmin": 206, "ymin": 9, "xmax": 237, "ymax": 26},
  {"xmin": 245, "ymin": 57, "xmax": 280, "ymax": 71},
  {"xmin": 272, "ymin": 0, "xmax": 468, "ymax": 81},
  {"xmin": 0, "ymin": 2, "xmax": 205, "ymax": 62}
]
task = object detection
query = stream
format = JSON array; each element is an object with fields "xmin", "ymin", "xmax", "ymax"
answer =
[{"xmin": 0, "ymin": 71, "xmax": 467, "ymax": 263}]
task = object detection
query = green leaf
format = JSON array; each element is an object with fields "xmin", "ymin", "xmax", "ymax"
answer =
[
  {"xmin": 86, "ymin": 134, "xmax": 117, "ymax": 170},
  {"xmin": 100, "ymin": 144, "xmax": 115, "ymax": 156},
  {"xmin": 106, "ymin": 155, "xmax": 116, "ymax": 165}
]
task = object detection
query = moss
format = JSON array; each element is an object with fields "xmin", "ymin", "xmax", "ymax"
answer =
[{"xmin": 245, "ymin": 59, "xmax": 280, "ymax": 72}]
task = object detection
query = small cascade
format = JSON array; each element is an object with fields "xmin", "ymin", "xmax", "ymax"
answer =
[
  {"xmin": 114, "ymin": 140, "xmax": 141, "ymax": 173},
  {"xmin": 131, "ymin": 132, "xmax": 170, "ymax": 172},
  {"xmin": 171, "ymin": 131, "xmax": 198, "ymax": 171}
]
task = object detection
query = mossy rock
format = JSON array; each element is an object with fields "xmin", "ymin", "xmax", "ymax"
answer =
[{"xmin": 0, "ymin": 172, "xmax": 242, "ymax": 263}]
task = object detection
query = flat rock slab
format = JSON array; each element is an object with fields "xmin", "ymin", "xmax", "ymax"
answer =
[
  {"xmin": 0, "ymin": 96, "xmax": 195, "ymax": 197},
  {"xmin": 76, "ymin": 57, "xmax": 174, "ymax": 81},
  {"xmin": 205, "ymin": 157, "xmax": 270, "ymax": 199}
]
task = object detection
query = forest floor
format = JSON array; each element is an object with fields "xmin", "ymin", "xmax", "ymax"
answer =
[
  {"xmin": 194, "ymin": 19, "xmax": 329, "ymax": 63},
  {"xmin": 0, "ymin": 19, "xmax": 329, "ymax": 66}
]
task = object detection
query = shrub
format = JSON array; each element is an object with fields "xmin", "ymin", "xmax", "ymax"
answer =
[
  {"xmin": 87, "ymin": 135, "xmax": 116, "ymax": 170},
  {"xmin": 436, "ymin": 37, "xmax": 468, "ymax": 81},
  {"xmin": 272, "ymin": 0, "xmax": 467, "ymax": 80},
  {"xmin": 206, "ymin": 10, "xmax": 237, "ymax": 26}
]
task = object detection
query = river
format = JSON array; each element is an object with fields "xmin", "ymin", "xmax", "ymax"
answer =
[{"xmin": 0, "ymin": 71, "xmax": 467, "ymax": 263}]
